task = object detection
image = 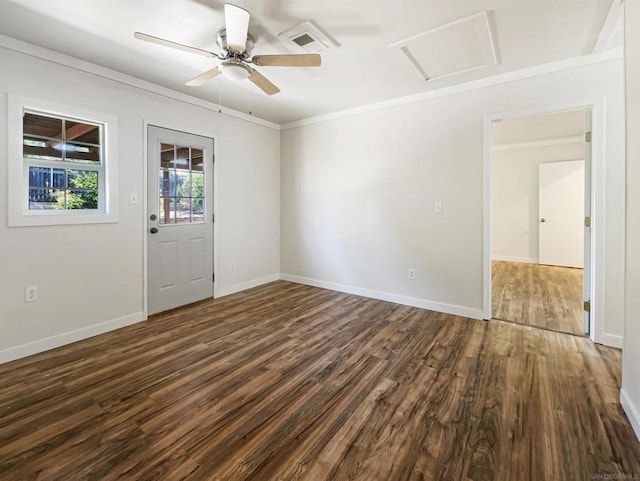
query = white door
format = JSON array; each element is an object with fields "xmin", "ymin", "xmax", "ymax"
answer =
[
  {"xmin": 538, "ymin": 160, "xmax": 585, "ymax": 268},
  {"xmin": 147, "ymin": 126, "xmax": 214, "ymax": 315}
]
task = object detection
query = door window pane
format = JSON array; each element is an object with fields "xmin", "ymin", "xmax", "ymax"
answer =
[
  {"xmin": 175, "ymin": 147, "xmax": 190, "ymax": 170},
  {"xmin": 192, "ymin": 149, "xmax": 204, "ymax": 172}
]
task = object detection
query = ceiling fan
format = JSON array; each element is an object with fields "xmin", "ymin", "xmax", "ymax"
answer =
[{"xmin": 134, "ymin": 3, "xmax": 321, "ymax": 95}]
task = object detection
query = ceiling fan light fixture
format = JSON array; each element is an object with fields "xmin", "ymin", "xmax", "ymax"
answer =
[{"xmin": 220, "ymin": 60, "xmax": 252, "ymax": 81}]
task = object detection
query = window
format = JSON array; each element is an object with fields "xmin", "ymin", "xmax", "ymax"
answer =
[
  {"xmin": 8, "ymin": 95, "xmax": 118, "ymax": 226},
  {"xmin": 159, "ymin": 144, "xmax": 205, "ymax": 224}
]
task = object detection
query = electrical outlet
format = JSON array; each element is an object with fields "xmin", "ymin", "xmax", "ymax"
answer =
[
  {"xmin": 230, "ymin": 261, "xmax": 237, "ymax": 271},
  {"xmin": 25, "ymin": 285, "xmax": 38, "ymax": 303},
  {"xmin": 408, "ymin": 269, "xmax": 416, "ymax": 280}
]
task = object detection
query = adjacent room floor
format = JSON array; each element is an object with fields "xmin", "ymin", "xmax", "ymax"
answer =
[
  {"xmin": 492, "ymin": 260, "xmax": 584, "ymax": 336},
  {"xmin": 1, "ymin": 281, "xmax": 638, "ymax": 481}
]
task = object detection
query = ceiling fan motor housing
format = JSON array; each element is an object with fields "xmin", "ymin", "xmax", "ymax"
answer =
[{"xmin": 217, "ymin": 29, "xmax": 255, "ymax": 58}]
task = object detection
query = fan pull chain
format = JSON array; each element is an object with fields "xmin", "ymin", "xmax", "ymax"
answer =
[
  {"xmin": 249, "ymin": 86, "xmax": 252, "ymax": 116},
  {"xmin": 218, "ymin": 76, "xmax": 223, "ymax": 113}
]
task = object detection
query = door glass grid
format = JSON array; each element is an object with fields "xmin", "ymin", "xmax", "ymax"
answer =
[{"xmin": 159, "ymin": 143, "xmax": 205, "ymax": 224}]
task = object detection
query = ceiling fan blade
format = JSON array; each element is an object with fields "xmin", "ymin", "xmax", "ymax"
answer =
[
  {"xmin": 186, "ymin": 67, "xmax": 221, "ymax": 86},
  {"xmin": 248, "ymin": 69, "xmax": 280, "ymax": 95},
  {"xmin": 252, "ymin": 54, "xmax": 321, "ymax": 67},
  {"xmin": 134, "ymin": 32, "xmax": 218, "ymax": 58},
  {"xmin": 224, "ymin": 4, "xmax": 250, "ymax": 52}
]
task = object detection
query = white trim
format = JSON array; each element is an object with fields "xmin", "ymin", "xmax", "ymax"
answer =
[
  {"xmin": 592, "ymin": 0, "xmax": 625, "ymax": 54},
  {"xmin": 621, "ymin": 388, "xmax": 640, "ymax": 442},
  {"xmin": 143, "ymin": 121, "xmax": 149, "ymax": 318},
  {"xmin": 599, "ymin": 332, "xmax": 623, "ymax": 349},
  {"xmin": 0, "ymin": 34, "xmax": 279, "ymax": 131},
  {"xmin": 217, "ymin": 273, "xmax": 280, "ymax": 297},
  {"xmin": 483, "ymin": 99, "xmax": 608, "ymax": 344},
  {"xmin": 492, "ymin": 135, "xmax": 584, "ymax": 151},
  {"xmin": 280, "ymin": 273, "xmax": 484, "ymax": 320},
  {"xmin": 0, "ymin": 312, "xmax": 144, "ymax": 364},
  {"xmin": 281, "ymin": 50, "xmax": 622, "ymax": 130},
  {"xmin": 492, "ymin": 255, "xmax": 539, "ymax": 264}
]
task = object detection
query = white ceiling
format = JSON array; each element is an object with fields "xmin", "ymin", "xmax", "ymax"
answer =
[{"xmin": 0, "ymin": 0, "xmax": 622, "ymax": 125}]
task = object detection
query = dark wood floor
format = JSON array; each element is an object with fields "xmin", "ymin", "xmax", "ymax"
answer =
[
  {"xmin": 492, "ymin": 260, "xmax": 585, "ymax": 335},
  {"xmin": 1, "ymin": 281, "xmax": 638, "ymax": 481}
]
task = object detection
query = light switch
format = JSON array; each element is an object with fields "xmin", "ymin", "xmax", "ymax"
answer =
[
  {"xmin": 434, "ymin": 201, "xmax": 442, "ymax": 213},
  {"xmin": 130, "ymin": 192, "xmax": 139, "ymax": 205}
]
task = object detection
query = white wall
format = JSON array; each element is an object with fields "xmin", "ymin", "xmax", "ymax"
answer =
[
  {"xmin": 0, "ymin": 46, "xmax": 280, "ymax": 361},
  {"xmin": 281, "ymin": 58, "xmax": 625, "ymax": 342},
  {"xmin": 492, "ymin": 142, "xmax": 584, "ymax": 263},
  {"xmin": 622, "ymin": 0, "xmax": 640, "ymax": 441}
]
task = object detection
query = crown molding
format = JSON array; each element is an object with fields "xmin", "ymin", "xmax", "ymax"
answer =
[
  {"xmin": 0, "ymin": 34, "xmax": 280, "ymax": 131},
  {"xmin": 281, "ymin": 48, "xmax": 623, "ymax": 130}
]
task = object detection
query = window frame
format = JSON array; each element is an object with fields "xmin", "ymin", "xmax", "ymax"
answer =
[{"xmin": 8, "ymin": 94, "xmax": 119, "ymax": 226}]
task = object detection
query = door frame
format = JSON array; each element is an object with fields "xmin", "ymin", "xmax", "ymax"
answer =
[
  {"xmin": 143, "ymin": 120, "xmax": 218, "ymax": 319},
  {"xmin": 482, "ymin": 98, "xmax": 604, "ymax": 343}
]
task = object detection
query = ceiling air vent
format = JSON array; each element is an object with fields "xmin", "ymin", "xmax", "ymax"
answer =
[{"xmin": 278, "ymin": 21, "xmax": 339, "ymax": 53}]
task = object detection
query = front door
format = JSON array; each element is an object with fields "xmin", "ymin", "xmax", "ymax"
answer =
[{"xmin": 147, "ymin": 126, "xmax": 214, "ymax": 315}]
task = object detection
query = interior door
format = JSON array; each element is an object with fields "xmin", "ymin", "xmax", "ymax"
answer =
[
  {"xmin": 147, "ymin": 126, "xmax": 214, "ymax": 315},
  {"xmin": 538, "ymin": 160, "xmax": 585, "ymax": 268}
]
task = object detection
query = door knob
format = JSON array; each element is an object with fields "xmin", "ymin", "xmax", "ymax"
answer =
[
  {"xmin": 540, "ymin": 218, "xmax": 546, "ymax": 223},
  {"xmin": 150, "ymin": 227, "xmax": 158, "ymax": 234}
]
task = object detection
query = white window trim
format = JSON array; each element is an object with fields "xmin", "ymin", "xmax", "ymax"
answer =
[{"xmin": 8, "ymin": 94, "xmax": 119, "ymax": 226}]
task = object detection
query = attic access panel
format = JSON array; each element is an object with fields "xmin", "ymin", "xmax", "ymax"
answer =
[{"xmin": 389, "ymin": 12, "xmax": 498, "ymax": 81}]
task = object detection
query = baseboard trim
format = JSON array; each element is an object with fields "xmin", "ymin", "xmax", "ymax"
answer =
[
  {"xmin": 597, "ymin": 332, "xmax": 624, "ymax": 349},
  {"xmin": 279, "ymin": 273, "xmax": 483, "ymax": 320},
  {"xmin": 621, "ymin": 388, "xmax": 640, "ymax": 442},
  {"xmin": 216, "ymin": 273, "xmax": 280, "ymax": 298},
  {"xmin": 0, "ymin": 312, "xmax": 145, "ymax": 364},
  {"xmin": 492, "ymin": 255, "xmax": 539, "ymax": 264}
]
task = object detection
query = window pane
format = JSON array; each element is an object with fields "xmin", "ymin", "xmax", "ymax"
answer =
[
  {"xmin": 176, "ymin": 171, "xmax": 190, "ymax": 197},
  {"xmin": 175, "ymin": 198, "xmax": 190, "ymax": 223},
  {"xmin": 192, "ymin": 148, "xmax": 204, "ymax": 172},
  {"xmin": 190, "ymin": 173, "xmax": 204, "ymax": 199},
  {"xmin": 159, "ymin": 197, "xmax": 175, "ymax": 224},
  {"xmin": 159, "ymin": 169, "xmax": 175, "ymax": 197},
  {"xmin": 65, "ymin": 121, "xmax": 100, "ymax": 145},
  {"xmin": 64, "ymin": 142, "xmax": 100, "ymax": 164},
  {"xmin": 23, "ymin": 136, "xmax": 63, "ymax": 161},
  {"xmin": 160, "ymin": 144, "xmax": 174, "ymax": 169},
  {"xmin": 175, "ymin": 146, "xmax": 190, "ymax": 171},
  {"xmin": 28, "ymin": 166, "xmax": 65, "ymax": 209},
  {"xmin": 192, "ymin": 198, "xmax": 204, "ymax": 222},
  {"xmin": 66, "ymin": 170, "xmax": 98, "ymax": 209},
  {"xmin": 23, "ymin": 113, "xmax": 62, "ymax": 139}
]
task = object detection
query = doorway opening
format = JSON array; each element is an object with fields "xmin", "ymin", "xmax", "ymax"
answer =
[{"xmin": 487, "ymin": 107, "xmax": 592, "ymax": 336}]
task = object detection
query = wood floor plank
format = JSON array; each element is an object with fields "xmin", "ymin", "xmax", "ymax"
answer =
[
  {"xmin": 492, "ymin": 260, "xmax": 584, "ymax": 335},
  {"xmin": 0, "ymin": 281, "xmax": 638, "ymax": 481}
]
